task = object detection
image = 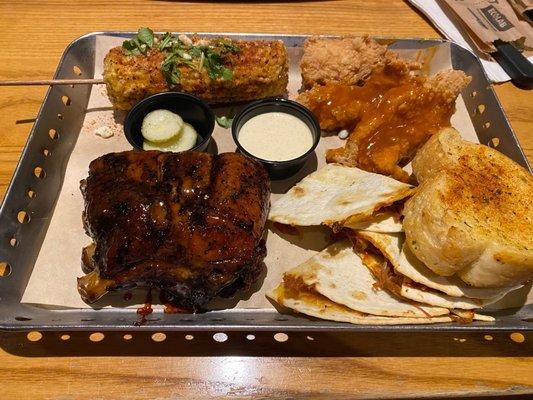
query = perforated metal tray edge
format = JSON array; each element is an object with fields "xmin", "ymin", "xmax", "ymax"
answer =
[{"xmin": 0, "ymin": 32, "xmax": 531, "ymax": 332}]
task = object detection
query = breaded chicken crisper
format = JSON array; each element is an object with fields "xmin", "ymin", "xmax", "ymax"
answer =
[{"xmin": 298, "ymin": 36, "xmax": 471, "ymax": 182}]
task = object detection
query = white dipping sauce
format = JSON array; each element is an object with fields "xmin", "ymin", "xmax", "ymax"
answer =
[{"xmin": 238, "ymin": 112, "xmax": 314, "ymax": 161}]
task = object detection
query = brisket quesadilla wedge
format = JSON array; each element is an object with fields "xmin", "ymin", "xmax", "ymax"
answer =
[
  {"xmin": 268, "ymin": 282, "xmax": 454, "ymax": 325},
  {"xmin": 352, "ymin": 231, "xmax": 498, "ymax": 319},
  {"xmin": 269, "ymin": 164, "xmax": 414, "ymax": 229},
  {"xmin": 268, "ymin": 239, "xmax": 449, "ymax": 318},
  {"xmin": 399, "ymin": 282, "xmax": 502, "ymax": 311},
  {"xmin": 343, "ymin": 210, "xmax": 403, "ymax": 233},
  {"xmin": 356, "ymin": 231, "xmax": 518, "ymax": 300}
]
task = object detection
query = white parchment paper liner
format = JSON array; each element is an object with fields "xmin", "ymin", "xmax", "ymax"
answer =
[{"xmin": 21, "ymin": 35, "xmax": 530, "ymax": 312}]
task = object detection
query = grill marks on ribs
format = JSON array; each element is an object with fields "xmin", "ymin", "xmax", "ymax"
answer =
[{"xmin": 78, "ymin": 151, "xmax": 270, "ymax": 311}]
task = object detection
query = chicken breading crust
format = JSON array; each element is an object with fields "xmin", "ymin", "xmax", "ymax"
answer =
[
  {"xmin": 300, "ymin": 36, "xmax": 420, "ymax": 89},
  {"xmin": 325, "ymin": 70, "xmax": 471, "ymax": 181}
]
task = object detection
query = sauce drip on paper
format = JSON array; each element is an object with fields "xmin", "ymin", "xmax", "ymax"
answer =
[{"xmin": 135, "ymin": 288, "xmax": 153, "ymax": 326}]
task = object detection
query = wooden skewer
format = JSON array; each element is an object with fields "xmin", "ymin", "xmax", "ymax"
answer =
[{"xmin": 0, "ymin": 78, "xmax": 104, "ymax": 86}]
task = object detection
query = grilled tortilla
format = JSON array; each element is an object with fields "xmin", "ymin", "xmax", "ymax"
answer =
[
  {"xmin": 269, "ymin": 164, "xmax": 414, "ymax": 228},
  {"xmin": 343, "ymin": 210, "xmax": 403, "ymax": 233},
  {"xmin": 268, "ymin": 239, "xmax": 448, "ymax": 318},
  {"xmin": 399, "ymin": 283, "xmax": 501, "ymax": 311},
  {"xmin": 354, "ymin": 231, "xmax": 501, "ymax": 316},
  {"xmin": 268, "ymin": 283, "xmax": 454, "ymax": 325},
  {"xmin": 357, "ymin": 230, "xmax": 519, "ymax": 299}
]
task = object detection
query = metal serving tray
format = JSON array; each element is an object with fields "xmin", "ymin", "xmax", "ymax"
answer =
[{"xmin": 0, "ymin": 32, "xmax": 531, "ymax": 332}]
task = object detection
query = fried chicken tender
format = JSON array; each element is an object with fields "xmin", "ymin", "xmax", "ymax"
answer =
[
  {"xmin": 300, "ymin": 36, "xmax": 420, "ymax": 89},
  {"xmin": 298, "ymin": 61, "xmax": 415, "ymax": 132},
  {"xmin": 298, "ymin": 35, "xmax": 471, "ymax": 181},
  {"xmin": 326, "ymin": 70, "xmax": 471, "ymax": 182}
]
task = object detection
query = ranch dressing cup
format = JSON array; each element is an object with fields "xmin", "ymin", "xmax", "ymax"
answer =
[{"xmin": 232, "ymin": 99, "xmax": 321, "ymax": 180}]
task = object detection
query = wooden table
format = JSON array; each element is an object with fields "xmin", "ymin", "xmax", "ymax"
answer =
[{"xmin": 0, "ymin": 1, "xmax": 531, "ymax": 398}]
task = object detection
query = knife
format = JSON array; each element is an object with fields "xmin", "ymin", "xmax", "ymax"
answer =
[{"xmin": 492, "ymin": 40, "xmax": 533, "ymax": 88}]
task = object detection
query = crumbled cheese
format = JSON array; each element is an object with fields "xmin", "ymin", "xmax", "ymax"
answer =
[
  {"xmin": 178, "ymin": 34, "xmax": 193, "ymax": 46},
  {"xmin": 94, "ymin": 126, "xmax": 114, "ymax": 139},
  {"xmin": 338, "ymin": 129, "xmax": 349, "ymax": 140}
]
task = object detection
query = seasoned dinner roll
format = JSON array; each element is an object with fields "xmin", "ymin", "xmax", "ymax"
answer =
[{"xmin": 402, "ymin": 128, "xmax": 533, "ymax": 287}]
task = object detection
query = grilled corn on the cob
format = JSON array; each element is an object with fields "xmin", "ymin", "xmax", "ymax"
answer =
[{"xmin": 103, "ymin": 38, "xmax": 289, "ymax": 110}]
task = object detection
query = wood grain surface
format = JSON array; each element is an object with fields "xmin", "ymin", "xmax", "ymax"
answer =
[{"xmin": 0, "ymin": 1, "xmax": 532, "ymax": 399}]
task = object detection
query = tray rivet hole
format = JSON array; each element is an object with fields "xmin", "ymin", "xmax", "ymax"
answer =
[
  {"xmin": 123, "ymin": 334, "xmax": 133, "ymax": 341},
  {"xmin": 484, "ymin": 122, "xmax": 491, "ymax": 129},
  {"xmin": 60, "ymin": 334, "xmax": 70, "ymax": 341},
  {"xmin": 274, "ymin": 333, "xmax": 288, "ymax": 343},
  {"xmin": 73, "ymin": 65, "xmax": 82, "ymax": 76},
  {"xmin": 15, "ymin": 316, "xmax": 31, "ymax": 321},
  {"xmin": 510, "ymin": 332, "xmax": 525, "ymax": 343},
  {"xmin": 34, "ymin": 166, "xmax": 46, "ymax": 179},
  {"xmin": 10, "ymin": 237, "xmax": 18, "ymax": 247},
  {"xmin": 484, "ymin": 334, "xmax": 493, "ymax": 341},
  {"xmin": 151, "ymin": 332, "xmax": 166, "ymax": 342},
  {"xmin": 185, "ymin": 334, "xmax": 194, "ymax": 341},
  {"xmin": 489, "ymin": 137, "xmax": 500, "ymax": 148},
  {"xmin": 211, "ymin": 317, "xmax": 225, "ymax": 322},
  {"xmin": 89, "ymin": 332, "xmax": 105, "ymax": 342},
  {"xmin": 213, "ymin": 332, "xmax": 228, "ymax": 342},
  {"xmin": 27, "ymin": 188, "xmax": 36, "ymax": 198},
  {"xmin": 246, "ymin": 334, "xmax": 255, "ymax": 341},
  {"xmin": 48, "ymin": 129, "xmax": 59, "ymax": 140},
  {"xmin": 61, "ymin": 95, "xmax": 71, "ymax": 106},
  {"xmin": 57, "ymin": 113, "xmax": 63, "ymax": 120},
  {"xmin": 306, "ymin": 335, "xmax": 314, "ymax": 341},
  {"xmin": 27, "ymin": 331, "xmax": 42, "ymax": 342},
  {"xmin": 0, "ymin": 262, "xmax": 11, "ymax": 277},
  {"xmin": 476, "ymin": 104, "xmax": 486, "ymax": 115},
  {"xmin": 17, "ymin": 210, "xmax": 30, "ymax": 224},
  {"xmin": 274, "ymin": 317, "xmax": 289, "ymax": 321},
  {"xmin": 453, "ymin": 337, "xmax": 466, "ymax": 342},
  {"xmin": 80, "ymin": 318, "xmax": 95, "ymax": 322},
  {"xmin": 471, "ymin": 91, "xmax": 477, "ymax": 98}
]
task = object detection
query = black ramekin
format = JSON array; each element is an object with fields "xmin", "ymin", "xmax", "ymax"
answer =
[
  {"xmin": 231, "ymin": 98, "xmax": 321, "ymax": 180},
  {"xmin": 124, "ymin": 92, "xmax": 215, "ymax": 152}
]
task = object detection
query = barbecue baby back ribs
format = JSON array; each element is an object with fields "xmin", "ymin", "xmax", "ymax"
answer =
[{"xmin": 78, "ymin": 151, "xmax": 270, "ymax": 311}]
